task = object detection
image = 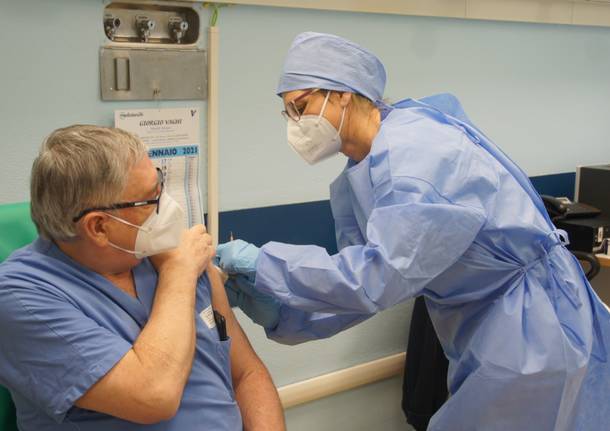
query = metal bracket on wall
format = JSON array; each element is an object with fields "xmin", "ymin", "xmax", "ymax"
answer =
[
  {"xmin": 103, "ymin": 2, "xmax": 199, "ymax": 44},
  {"xmin": 100, "ymin": 47, "xmax": 207, "ymax": 101}
]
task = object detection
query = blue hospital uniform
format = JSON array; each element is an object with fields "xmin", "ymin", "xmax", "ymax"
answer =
[
  {"xmin": 0, "ymin": 238, "xmax": 242, "ymax": 430},
  {"xmin": 255, "ymin": 94, "xmax": 610, "ymax": 430}
]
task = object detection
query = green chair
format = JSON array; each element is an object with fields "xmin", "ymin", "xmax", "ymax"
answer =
[
  {"xmin": 0, "ymin": 202, "xmax": 37, "ymax": 261},
  {"xmin": 0, "ymin": 388, "xmax": 17, "ymax": 431},
  {"xmin": 0, "ymin": 202, "xmax": 38, "ymax": 431}
]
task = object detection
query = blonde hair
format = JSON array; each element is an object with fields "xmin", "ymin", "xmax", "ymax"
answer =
[
  {"xmin": 351, "ymin": 93, "xmax": 377, "ymax": 114},
  {"xmin": 30, "ymin": 125, "xmax": 147, "ymax": 240}
]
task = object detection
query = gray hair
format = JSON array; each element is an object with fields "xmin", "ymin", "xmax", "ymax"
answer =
[{"xmin": 30, "ymin": 125, "xmax": 148, "ymax": 241}]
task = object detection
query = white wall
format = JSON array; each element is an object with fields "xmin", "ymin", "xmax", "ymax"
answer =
[
  {"xmin": 216, "ymin": 5, "xmax": 610, "ymax": 210},
  {"xmin": 2, "ymin": 1, "xmax": 610, "ymax": 210}
]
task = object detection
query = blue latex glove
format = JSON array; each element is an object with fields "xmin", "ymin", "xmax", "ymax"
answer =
[
  {"xmin": 216, "ymin": 240, "xmax": 279, "ymax": 328},
  {"xmin": 224, "ymin": 273, "xmax": 281, "ymax": 329},
  {"xmin": 216, "ymin": 240, "xmax": 260, "ymax": 280}
]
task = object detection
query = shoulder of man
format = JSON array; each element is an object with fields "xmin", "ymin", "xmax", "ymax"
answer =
[{"xmin": 0, "ymin": 238, "xmax": 82, "ymax": 301}]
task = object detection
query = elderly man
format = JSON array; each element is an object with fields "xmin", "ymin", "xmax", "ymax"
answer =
[{"xmin": 0, "ymin": 125, "xmax": 285, "ymax": 430}]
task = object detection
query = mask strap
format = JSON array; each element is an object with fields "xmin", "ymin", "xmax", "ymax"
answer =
[
  {"xmin": 107, "ymin": 241, "xmax": 137, "ymax": 256},
  {"xmin": 104, "ymin": 212, "xmax": 152, "ymax": 233},
  {"xmin": 317, "ymin": 91, "xmax": 332, "ymax": 121},
  {"xmin": 337, "ymin": 105, "xmax": 347, "ymax": 135},
  {"xmin": 318, "ymin": 90, "xmax": 347, "ymax": 137},
  {"xmin": 103, "ymin": 213, "xmax": 141, "ymax": 256}
]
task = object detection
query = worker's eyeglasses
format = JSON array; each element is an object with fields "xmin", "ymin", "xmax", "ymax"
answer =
[
  {"xmin": 72, "ymin": 168, "xmax": 164, "ymax": 222},
  {"xmin": 281, "ymin": 89, "xmax": 320, "ymax": 122}
]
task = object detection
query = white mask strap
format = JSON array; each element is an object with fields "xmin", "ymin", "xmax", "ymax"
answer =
[
  {"xmin": 104, "ymin": 214, "xmax": 141, "ymax": 256},
  {"xmin": 107, "ymin": 241, "xmax": 138, "ymax": 256},
  {"xmin": 104, "ymin": 212, "xmax": 152, "ymax": 233},
  {"xmin": 318, "ymin": 91, "xmax": 346, "ymax": 137},
  {"xmin": 317, "ymin": 91, "xmax": 331, "ymax": 121},
  {"xmin": 337, "ymin": 105, "xmax": 346, "ymax": 135}
]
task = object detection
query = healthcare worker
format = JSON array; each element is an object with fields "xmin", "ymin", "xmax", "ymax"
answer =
[{"xmin": 217, "ymin": 32, "xmax": 610, "ymax": 430}]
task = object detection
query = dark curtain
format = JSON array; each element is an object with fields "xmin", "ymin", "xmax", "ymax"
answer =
[{"xmin": 402, "ymin": 297, "xmax": 449, "ymax": 431}]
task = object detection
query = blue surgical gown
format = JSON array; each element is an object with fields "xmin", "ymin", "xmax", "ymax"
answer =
[
  {"xmin": 254, "ymin": 94, "xmax": 610, "ymax": 430},
  {"xmin": 0, "ymin": 238, "xmax": 242, "ymax": 430}
]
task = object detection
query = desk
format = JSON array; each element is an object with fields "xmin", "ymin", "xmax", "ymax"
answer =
[{"xmin": 597, "ymin": 254, "xmax": 610, "ymax": 268}]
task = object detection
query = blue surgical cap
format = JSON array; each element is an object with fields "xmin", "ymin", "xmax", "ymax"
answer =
[{"xmin": 277, "ymin": 32, "xmax": 386, "ymax": 103}]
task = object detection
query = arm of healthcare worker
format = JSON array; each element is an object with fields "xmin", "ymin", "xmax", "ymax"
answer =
[
  {"xmin": 266, "ymin": 305, "xmax": 373, "ymax": 345},
  {"xmin": 75, "ymin": 225, "xmax": 214, "ymax": 424},
  {"xmin": 207, "ymin": 265, "xmax": 286, "ymax": 431},
  {"xmin": 218, "ymin": 182, "xmax": 487, "ymax": 317},
  {"xmin": 224, "ymin": 273, "xmax": 374, "ymax": 345}
]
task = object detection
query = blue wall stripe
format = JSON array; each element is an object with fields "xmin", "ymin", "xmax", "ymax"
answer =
[
  {"xmin": 215, "ymin": 173, "xmax": 576, "ymax": 253},
  {"xmin": 529, "ymin": 172, "xmax": 576, "ymax": 200},
  {"xmin": 218, "ymin": 200, "xmax": 338, "ymax": 254}
]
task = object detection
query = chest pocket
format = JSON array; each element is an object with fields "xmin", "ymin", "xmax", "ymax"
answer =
[{"xmin": 193, "ymin": 276, "xmax": 235, "ymax": 395}]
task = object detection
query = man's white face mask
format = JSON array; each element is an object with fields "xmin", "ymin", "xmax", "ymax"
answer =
[
  {"xmin": 105, "ymin": 192, "xmax": 186, "ymax": 258},
  {"xmin": 286, "ymin": 91, "xmax": 346, "ymax": 165}
]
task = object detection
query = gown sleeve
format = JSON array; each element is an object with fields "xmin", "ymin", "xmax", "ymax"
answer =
[
  {"xmin": 254, "ymin": 175, "xmax": 487, "ymax": 316},
  {"xmin": 330, "ymin": 172, "xmax": 367, "ymax": 250},
  {"xmin": 265, "ymin": 306, "xmax": 374, "ymax": 345}
]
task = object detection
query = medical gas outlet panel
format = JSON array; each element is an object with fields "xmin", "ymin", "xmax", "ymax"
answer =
[
  {"xmin": 100, "ymin": 1, "xmax": 206, "ymax": 101},
  {"xmin": 104, "ymin": 2, "xmax": 199, "ymax": 44}
]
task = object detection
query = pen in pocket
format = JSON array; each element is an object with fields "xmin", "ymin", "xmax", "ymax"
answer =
[{"xmin": 213, "ymin": 310, "xmax": 227, "ymax": 341}]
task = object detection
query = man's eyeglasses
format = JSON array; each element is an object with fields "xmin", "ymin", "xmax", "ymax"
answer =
[
  {"xmin": 72, "ymin": 168, "xmax": 164, "ymax": 222},
  {"xmin": 281, "ymin": 89, "xmax": 320, "ymax": 122}
]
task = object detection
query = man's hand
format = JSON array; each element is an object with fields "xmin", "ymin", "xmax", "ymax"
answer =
[
  {"xmin": 76, "ymin": 226, "xmax": 211, "ymax": 424},
  {"xmin": 150, "ymin": 224, "xmax": 215, "ymax": 277}
]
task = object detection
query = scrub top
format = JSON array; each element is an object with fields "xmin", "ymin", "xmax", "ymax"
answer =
[
  {"xmin": 0, "ymin": 238, "xmax": 242, "ymax": 430},
  {"xmin": 255, "ymin": 94, "xmax": 610, "ymax": 430}
]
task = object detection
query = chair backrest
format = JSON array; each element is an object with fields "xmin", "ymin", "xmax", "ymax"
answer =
[
  {"xmin": 0, "ymin": 202, "xmax": 38, "ymax": 431},
  {"xmin": 0, "ymin": 202, "xmax": 38, "ymax": 261},
  {"xmin": 0, "ymin": 388, "xmax": 17, "ymax": 431}
]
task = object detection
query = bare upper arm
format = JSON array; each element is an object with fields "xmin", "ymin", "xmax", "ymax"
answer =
[
  {"xmin": 207, "ymin": 265, "xmax": 265, "ymax": 381},
  {"xmin": 75, "ymin": 349, "xmax": 180, "ymax": 424},
  {"xmin": 77, "ymin": 266, "xmax": 255, "ymax": 423}
]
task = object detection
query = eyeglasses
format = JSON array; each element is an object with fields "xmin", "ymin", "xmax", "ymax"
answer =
[
  {"xmin": 72, "ymin": 168, "xmax": 164, "ymax": 222},
  {"xmin": 281, "ymin": 88, "xmax": 320, "ymax": 122}
]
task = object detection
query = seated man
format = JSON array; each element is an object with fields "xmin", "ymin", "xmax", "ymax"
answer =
[{"xmin": 0, "ymin": 125, "xmax": 285, "ymax": 430}]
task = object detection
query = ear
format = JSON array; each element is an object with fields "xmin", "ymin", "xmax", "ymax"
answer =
[
  {"xmin": 339, "ymin": 92, "xmax": 352, "ymax": 108},
  {"xmin": 79, "ymin": 213, "xmax": 111, "ymax": 247}
]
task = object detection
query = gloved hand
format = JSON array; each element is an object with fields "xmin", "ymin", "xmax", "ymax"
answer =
[
  {"xmin": 224, "ymin": 273, "xmax": 281, "ymax": 329},
  {"xmin": 216, "ymin": 239, "xmax": 260, "ymax": 281},
  {"xmin": 216, "ymin": 240, "xmax": 279, "ymax": 328}
]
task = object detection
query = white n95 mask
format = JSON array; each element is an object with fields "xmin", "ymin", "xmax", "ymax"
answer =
[
  {"xmin": 106, "ymin": 192, "xmax": 186, "ymax": 258},
  {"xmin": 287, "ymin": 91, "xmax": 346, "ymax": 165}
]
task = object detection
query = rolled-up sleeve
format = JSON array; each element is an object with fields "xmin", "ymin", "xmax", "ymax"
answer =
[{"xmin": 0, "ymin": 286, "xmax": 132, "ymax": 423}]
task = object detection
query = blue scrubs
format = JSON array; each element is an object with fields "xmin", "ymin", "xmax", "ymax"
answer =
[
  {"xmin": 255, "ymin": 94, "xmax": 610, "ymax": 430},
  {"xmin": 0, "ymin": 238, "xmax": 242, "ymax": 430}
]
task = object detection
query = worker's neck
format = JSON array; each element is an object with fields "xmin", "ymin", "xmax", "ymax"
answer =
[
  {"xmin": 56, "ymin": 238, "xmax": 134, "ymax": 280},
  {"xmin": 348, "ymin": 108, "xmax": 381, "ymax": 161},
  {"xmin": 365, "ymin": 108, "xmax": 381, "ymax": 146}
]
